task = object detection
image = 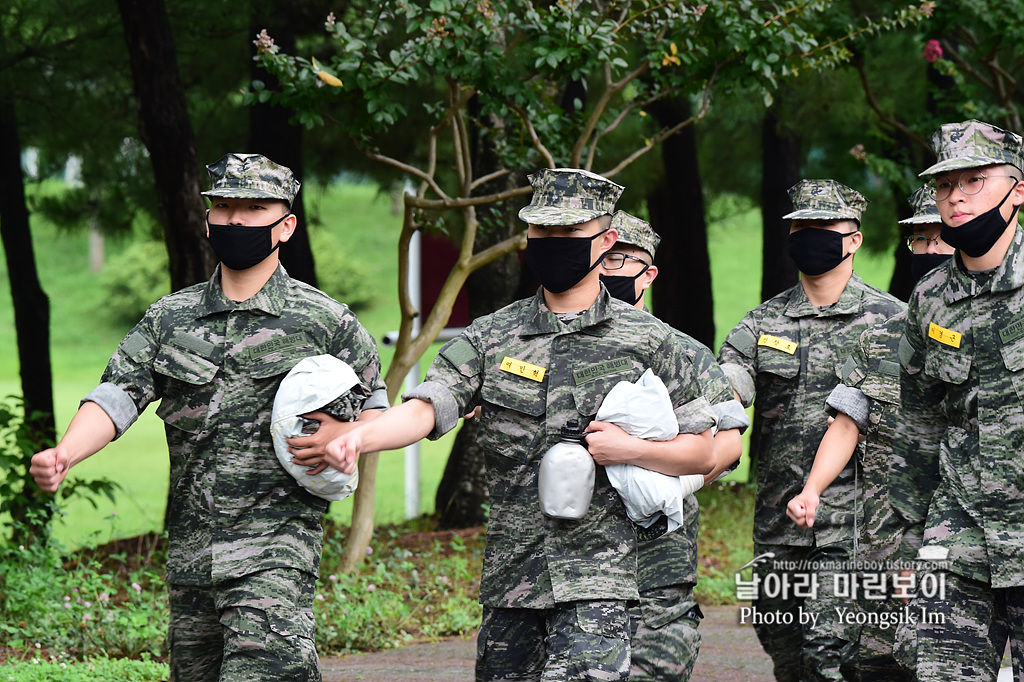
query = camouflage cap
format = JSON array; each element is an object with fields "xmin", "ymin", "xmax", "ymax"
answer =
[
  {"xmin": 518, "ymin": 168, "xmax": 624, "ymax": 226},
  {"xmin": 202, "ymin": 153, "xmax": 301, "ymax": 206},
  {"xmin": 610, "ymin": 211, "xmax": 661, "ymax": 259},
  {"xmin": 782, "ymin": 179, "xmax": 868, "ymax": 224},
  {"xmin": 898, "ymin": 185, "xmax": 942, "ymax": 225},
  {"xmin": 919, "ymin": 119, "xmax": 1024, "ymax": 177}
]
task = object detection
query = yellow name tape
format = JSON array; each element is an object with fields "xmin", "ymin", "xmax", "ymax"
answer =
[
  {"xmin": 928, "ymin": 323, "xmax": 962, "ymax": 349},
  {"xmin": 758, "ymin": 334, "xmax": 798, "ymax": 355},
  {"xmin": 500, "ymin": 356, "xmax": 546, "ymax": 382}
]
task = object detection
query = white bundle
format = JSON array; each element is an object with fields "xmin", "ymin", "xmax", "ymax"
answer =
[{"xmin": 597, "ymin": 368, "xmax": 704, "ymax": 532}]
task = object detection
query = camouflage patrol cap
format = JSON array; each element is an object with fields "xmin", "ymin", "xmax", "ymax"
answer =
[
  {"xmin": 919, "ymin": 119, "xmax": 1024, "ymax": 176},
  {"xmin": 898, "ymin": 185, "xmax": 941, "ymax": 225},
  {"xmin": 202, "ymin": 153, "xmax": 301, "ymax": 206},
  {"xmin": 518, "ymin": 168, "xmax": 624, "ymax": 226},
  {"xmin": 610, "ymin": 211, "xmax": 661, "ymax": 259},
  {"xmin": 782, "ymin": 179, "xmax": 869, "ymax": 224}
]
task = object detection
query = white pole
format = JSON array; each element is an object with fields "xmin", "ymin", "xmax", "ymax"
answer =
[{"xmin": 404, "ymin": 228, "xmax": 422, "ymax": 520}]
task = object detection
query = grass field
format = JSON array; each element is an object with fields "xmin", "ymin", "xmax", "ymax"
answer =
[{"xmin": 0, "ymin": 182, "xmax": 895, "ymax": 549}]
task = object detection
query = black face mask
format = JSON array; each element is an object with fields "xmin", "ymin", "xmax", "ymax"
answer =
[
  {"xmin": 207, "ymin": 213, "xmax": 288, "ymax": 271},
  {"xmin": 787, "ymin": 228, "xmax": 857, "ymax": 276},
  {"xmin": 525, "ymin": 230, "xmax": 608, "ymax": 294},
  {"xmin": 911, "ymin": 253, "xmax": 953, "ymax": 282},
  {"xmin": 940, "ymin": 184, "xmax": 1020, "ymax": 258},
  {"xmin": 600, "ymin": 266, "xmax": 649, "ymax": 306}
]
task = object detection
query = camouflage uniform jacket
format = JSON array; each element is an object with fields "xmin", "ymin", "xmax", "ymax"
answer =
[
  {"xmin": 83, "ymin": 265, "xmax": 387, "ymax": 586},
  {"xmin": 825, "ymin": 310, "xmax": 907, "ymax": 563},
  {"xmin": 894, "ymin": 226, "xmax": 1024, "ymax": 588},
  {"xmin": 406, "ymin": 287, "xmax": 717, "ymax": 609},
  {"xmin": 639, "ymin": 328, "xmax": 745, "ymax": 592},
  {"xmin": 718, "ymin": 273, "xmax": 905, "ymax": 547}
]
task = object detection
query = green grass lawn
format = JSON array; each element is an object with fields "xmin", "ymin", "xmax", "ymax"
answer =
[{"xmin": 0, "ymin": 184, "xmax": 895, "ymax": 549}]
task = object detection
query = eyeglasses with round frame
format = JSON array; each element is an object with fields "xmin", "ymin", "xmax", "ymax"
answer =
[
  {"xmin": 602, "ymin": 252, "xmax": 651, "ymax": 270},
  {"xmin": 905, "ymin": 234, "xmax": 945, "ymax": 253},
  {"xmin": 933, "ymin": 169, "xmax": 1020, "ymax": 201}
]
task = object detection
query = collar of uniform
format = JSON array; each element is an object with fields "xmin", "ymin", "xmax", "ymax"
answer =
[
  {"xmin": 944, "ymin": 225, "xmax": 1024, "ymax": 304},
  {"xmin": 783, "ymin": 272, "xmax": 866, "ymax": 318},
  {"xmin": 521, "ymin": 286, "xmax": 615, "ymax": 337},
  {"xmin": 197, "ymin": 264, "xmax": 288, "ymax": 318}
]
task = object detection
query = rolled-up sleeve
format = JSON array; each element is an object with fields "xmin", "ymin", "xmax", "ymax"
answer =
[
  {"xmin": 825, "ymin": 384, "xmax": 871, "ymax": 434},
  {"xmin": 81, "ymin": 382, "xmax": 140, "ymax": 440},
  {"xmin": 713, "ymin": 398, "xmax": 750, "ymax": 434}
]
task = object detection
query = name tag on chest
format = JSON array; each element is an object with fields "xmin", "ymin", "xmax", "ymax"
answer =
[
  {"xmin": 500, "ymin": 356, "xmax": 546, "ymax": 382},
  {"xmin": 928, "ymin": 323, "xmax": 962, "ymax": 349},
  {"xmin": 758, "ymin": 334, "xmax": 798, "ymax": 355}
]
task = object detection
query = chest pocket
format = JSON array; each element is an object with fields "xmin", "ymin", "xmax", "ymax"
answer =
[
  {"xmin": 923, "ymin": 343, "xmax": 971, "ymax": 385},
  {"xmin": 154, "ymin": 345, "xmax": 219, "ymax": 434},
  {"xmin": 859, "ymin": 367, "xmax": 900, "ymax": 407},
  {"xmin": 570, "ymin": 368, "xmax": 639, "ymax": 418},
  {"xmin": 1000, "ymin": 337, "xmax": 1024, "ymax": 405},
  {"xmin": 478, "ymin": 374, "xmax": 546, "ymax": 464},
  {"xmin": 248, "ymin": 344, "xmax": 319, "ymax": 381},
  {"xmin": 757, "ymin": 344, "xmax": 801, "ymax": 380}
]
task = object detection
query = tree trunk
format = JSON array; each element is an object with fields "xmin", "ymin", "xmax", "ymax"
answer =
[
  {"xmin": 760, "ymin": 104, "xmax": 801, "ymax": 301},
  {"xmin": 434, "ymin": 101, "xmax": 521, "ymax": 530},
  {"xmin": 647, "ymin": 96, "xmax": 715, "ymax": 349},
  {"xmin": 248, "ymin": 4, "xmax": 316, "ymax": 286},
  {"xmin": 0, "ymin": 75, "xmax": 57, "ymax": 534},
  {"xmin": 117, "ymin": 0, "xmax": 215, "ymax": 291}
]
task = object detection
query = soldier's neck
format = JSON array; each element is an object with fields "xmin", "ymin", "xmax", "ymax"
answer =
[
  {"xmin": 220, "ymin": 257, "xmax": 278, "ymax": 302},
  {"xmin": 799, "ymin": 265, "xmax": 852, "ymax": 307}
]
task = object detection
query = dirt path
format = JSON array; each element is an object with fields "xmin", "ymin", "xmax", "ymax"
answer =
[{"xmin": 321, "ymin": 604, "xmax": 774, "ymax": 681}]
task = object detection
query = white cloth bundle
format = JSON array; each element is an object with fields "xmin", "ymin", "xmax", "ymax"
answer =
[
  {"xmin": 271, "ymin": 355, "xmax": 360, "ymax": 501},
  {"xmin": 597, "ymin": 368, "xmax": 704, "ymax": 532}
]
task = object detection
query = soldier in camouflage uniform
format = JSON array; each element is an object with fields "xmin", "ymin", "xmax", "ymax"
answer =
[
  {"xmin": 891, "ymin": 119, "xmax": 1024, "ymax": 681},
  {"xmin": 324, "ymin": 169, "xmax": 718, "ymax": 682},
  {"xmin": 31, "ymin": 153, "xmax": 388, "ymax": 682},
  {"xmin": 786, "ymin": 186, "xmax": 955, "ymax": 681},
  {"xmin": 717, "ymin": 179, "xmax": 905, "ymax": 682},
  {"xmin": 599, "ymin": 211, "xmax": 749, "ymax": 681}
]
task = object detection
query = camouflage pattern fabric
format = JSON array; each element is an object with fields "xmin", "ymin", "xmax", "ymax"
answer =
[
  {"xmin": 718, "ymin": 273, "xmax": 905, "ymax": 548},
  {"xmin": 893, "ymin": 226, "xmax": 1024, "ymax": 588},
  {"xmin": 918, "ymin": 119, "xmax": 1024, "ymax": 177},
  {"xmin": 202, "ymin": 153, "xmax": 301, "ymax": 206},
  {"xmin": 782, "ymin": 180, "xmax": 869, "ymax": 223},
  {"xmin": 898, "ymin": 185, "xmax": 941, "ymax": 225},
  {"xmin": 892, "ymin": 225, "xmax": 1024, "ymax": 677},
  {"xmin": 406, "ymin": 287, "xmax": 715, "ymax": 611},
  {"xmin": 898, "ymin": 571, "xmax": 1024, "ymax": 681},
  {"xmin": 83, "ymin": 265, "xmax": 386, "ymax": 586},
  {"xmin": 825, "ymin": 311, "xmax": 912, "ymax": 681},
  {"xmin": 751, "ymin": 543, "xmax": 860, "ymax": 682},
  {"xmin": 631, "ymin": 331, "xmax": 735, "ymax": 682},
  {"xmin": 718, "ymin": 273, "xmax": 903, "ymax": 679},
  {"xmin": 628, "ymin": 586, "xmax": 702, "ymax": 682},
  {"xmin": 168, "ymin": 567, "xmax": 319, "ymax": 682},
  {"xmin": 518, "ymin": 168, "xmax": 624, "ymax": 226},
  {"xmin": 610, "ymin": 211, "xmax": 661, "ymax": 259},
  {"xmin": 476, "ymin": 601, "xmax": 631, "ymax": 682}
]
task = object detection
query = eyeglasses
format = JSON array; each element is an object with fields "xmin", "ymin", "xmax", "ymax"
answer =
[
  {"xmin": 602, "ymin": 252, "xmax": 651, "ymax": 270},
  {"xmin": 905, "ymin": 234, "xmax": 945, "ymax": 252},
  {"xmin": 933, "ymin": 170, "xmax": 1019, "ymax": 201}
]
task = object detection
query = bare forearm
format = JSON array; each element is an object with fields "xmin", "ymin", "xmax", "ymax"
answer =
[
  {"xmin": 803, "ymin": 413, "xmax": 859, "ymax": 495},
  {"xmin": 353, "ymin": 399, "xmax": 436, "ymax": 452},
  {"xmin": 618, "ymin": 430, "xmax": 715, "ymax": 476},
  {"xmin": 61, "ymin": 402, "xmax": 118, "ymax": 468},
  {"xmin": 704, "ymin": 428, "xmax": 743, "ymax": 484}
]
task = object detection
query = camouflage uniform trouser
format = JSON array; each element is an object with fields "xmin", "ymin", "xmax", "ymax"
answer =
[
  {"xmin": 855, "ymin": 569, "xmax": 912, "ymax": 682},
  {"xmin": 629, "ymin": 584, "xmax": 702, "ymax": 682},
  {"xmin": 476, "ymin": 600, "xmax": 631, "ymax": 682},
  {"xmin": 894, "ymin": 570, "xmax": 1024, "ymax": 681},
  {"xmin": 752, "ymin": 543, "xmax": 858, "ymax": 682},
  {"xmin": 168, "ymin": 567, "xmax": 320, "ymax": 682}
]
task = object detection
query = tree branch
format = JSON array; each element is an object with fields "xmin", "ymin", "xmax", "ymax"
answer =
[
  {"xmin": 854, "ymin": 58, "xmax": 930, "ymax": 154},
  {"xmin": 509, "ymin": 102, "xmax": 555, "ymax": 167}
]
